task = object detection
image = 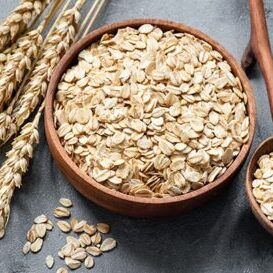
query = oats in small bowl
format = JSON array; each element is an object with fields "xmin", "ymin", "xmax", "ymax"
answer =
[{"xmin": 246, "ymin": 141, "xmax": 273, "ymax": 236}]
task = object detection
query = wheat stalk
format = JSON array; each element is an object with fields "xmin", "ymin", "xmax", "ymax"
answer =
[
  {"xmin": 0, "ymin": 0, "xmax": 87, "ymax": 239},
  {"xmin": 0, "ymin": 27, "xmax": 43, "ymax": 112},
  {"xmin": 0, "ymin": 0, "xmax": 51, "ymax": 52},
  {"xmin": 0, "ymin": 102, "xmax": 43, "ymax": 239},
  {"xmin": 0, "ymin": 0, "xmax": 65, "ymax": 112},
  {"xmin": 0, "ymin": 0, "xmax": 85, "ymax": 146},
  {"xmin": 0, "ymin": 39, "xmax": 19, "ymax": 74}
]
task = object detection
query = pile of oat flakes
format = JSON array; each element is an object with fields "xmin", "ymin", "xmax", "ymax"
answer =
[
  {"xmin": 252, "ymin": 154, "xmax": 273, "ymax": 220},
  {"xmin": 23, "ymin": 198, "xmax": 117, "ymax": 272},
  {"xmin": 54, "ymin": 24, "xmax": 250, "ymax": 198}
]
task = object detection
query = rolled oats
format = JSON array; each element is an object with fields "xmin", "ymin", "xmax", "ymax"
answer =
[
  {"xmin": 30, "ymin": 238, "xmax": 43, "ymax": 253},
  {"xmin": 59, "ymin": 198, "xmax": 73, "ymax": 208},
  {"xmin": 35, "ymin": 223, "xmax": 47, "ymax": 238},
  {"xmin": 57, "ymin": 221, "xmax": 72, "ymax": 233},
  {"xmin": 27, "ymin": 228, "xmax": 38, "ymax": 243},
  {"xmin": 54, "ymin": 24, "xmax": 250, "ymax": 198},
  {"xmin": 56, "ymin": 267, "xmax": 68, "ymax": 273},
  {"xmin": 54, "ymin": 207, "xmax": 71, "ymax": 218},
  {"xmin": 34, "ymin": 214, "xmax": 48, "ymax": 224},
  {"xmin": 86, "ymin": 246, "xmax": 102, "ymax": 256},
  {"xmin": 79, "ymin": 233, "xmax": 91, "ymax": 246},
  {"xmin": 23, "ymin": 215, "xmax": 52, "ymax": 254},
  {"xmin": 73, "ymin": 220, "xmax": 87, "ymax": 233},
  {"xmin": 84, "ymin": 256, "xmax": 94, "ymax": 269},
  {"xmin": 45, "ymin": 255, "xmax": 54, "ymax": 269},
  {"xmin": 91, "ymin": 232, "xmax": 102, "ymax": 245},
  {"xmin": 65, "ymin": 257, "xmax": 81, "ymax": 269},
  {"xmin": 22, "ymin": 241, "xmax": 31, "ymax": 255},
  {"xmin": 83, "ymin": 224, "xmax": 97, "ymax": 236},
  {"xmin": 22, "ymin": 198, "xmax": 117, "ymax": 272},
  {"xmin": 252, "ymin": 153, "xmax": 273, "ymax": 221},
  {"xmin": 96, "ymin": 223, "xmax": 110, "ymax": 234},
  {"xmin": 71, "ymin": 248, "xmax": 87, "ymax": 261},
  {"xmin": 100, "ymin": 238, "xmax": 117, "ymax": 252}
]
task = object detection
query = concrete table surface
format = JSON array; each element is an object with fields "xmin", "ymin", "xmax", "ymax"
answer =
[{"xmin": 0, "ymin": 0, "xmax": 273, "ymax": 272}]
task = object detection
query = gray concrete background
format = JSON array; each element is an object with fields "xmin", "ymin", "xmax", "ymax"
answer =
[{"xmin": 0, "ymin": 0, "xmax": 273, "ymax": 272}]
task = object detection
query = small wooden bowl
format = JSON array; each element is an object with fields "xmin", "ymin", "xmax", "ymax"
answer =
[
  {"xmin": 45, "ymin": 19, "xmax": 256, "ymax": 217},
  {"xmin": 246, "ymin": 137, "xmax": 273, "ymax": 235}
]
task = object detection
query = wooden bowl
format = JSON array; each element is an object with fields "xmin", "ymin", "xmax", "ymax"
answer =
[
  {"xmin": 45, "ymin": 19, "xmax": 256, "ymax": 217},
  {"xmin": 246, "ymin": 136, "xmax": 273, "ymax": 235}
]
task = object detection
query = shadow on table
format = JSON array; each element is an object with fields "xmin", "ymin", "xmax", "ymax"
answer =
[
  {"xmin": 13, "ymin": 131, "xmax": 273, "ymax": 273},
  {"xmin": 78, "ymin": 180, "xmax": 239, "ymax": 271},
  {"xmin": 77, "ymin": 169, "xmax": 273, "ymax": 273}
]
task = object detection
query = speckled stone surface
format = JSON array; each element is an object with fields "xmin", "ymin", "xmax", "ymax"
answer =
[{"xmin": 0, "ymin": 0, "xmax": 273, "ymax": 272}]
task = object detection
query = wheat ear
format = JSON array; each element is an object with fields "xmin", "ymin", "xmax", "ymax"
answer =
[
  {"xmin": 0, "ymin": 0, "xmax": 65, "ymax": 112},
  {"xmin": 0, "ymin": 27, "xmax": 43, "ymax": 112},
  {"xmin": 0, "ymin": 101, "xmax": 44, "ymax": 239},
  {"xmin": 0, "ymin": 0, "xmax": 85, "ymax": 146},
  {"xmin": 0, "ymin": 0, "xmax": 52, "ymax": 52},
  {"xmin": 0, "ymin": 0, "xmax": 86, "ymax": 238}
]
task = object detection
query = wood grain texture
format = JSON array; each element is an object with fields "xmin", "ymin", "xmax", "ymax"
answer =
[
  {"xmin": 45, "ymin": 19, "xmax": 256, "ymax": 218},
  {"xmin": 243, "ymin": 0, "xmax": 273, "ymax": 235},
  {"xmin": 242, "ymin": 0, "xmax": 273, "ymax": 115}
]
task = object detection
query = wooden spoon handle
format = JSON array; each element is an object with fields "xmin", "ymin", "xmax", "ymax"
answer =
[{"xmin": 242, "ymin": 0, "xmax": 273, "ymax": 116}]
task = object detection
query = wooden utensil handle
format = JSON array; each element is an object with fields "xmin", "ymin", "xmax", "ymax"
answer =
[{"xmin": 242, "ymin": 0, "xmax": 273, "ymax": 116}]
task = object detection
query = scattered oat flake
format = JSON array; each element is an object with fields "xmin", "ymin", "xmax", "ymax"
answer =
[
  {"xmin": 54, "ymin": 207, "xmax": 70, "ymax": 218},
  {"xmin": 62, "ymin": 243, "xmax": 74, "ymax": 257},
  {"xmin": 59, "ymin": 198, "xmax": 73, "ymax": 208},
  {"xmin": 96, "ymin": 223, "xmax": 110, "ymax": 234},
  {"xmin": 46, "ymin": 220, "xmax": 54, "ymax": 231},
  {"xmin": 100, "ymin": 238, "xmax": 117, "ymax": 252},
  {"xmin": 30, "ymin": 238, "xmax": 43, "ymax": 253},
  {"xmin": 56, "ymin": 267, "xmax": 68, "ymax": 273},
  {"xmin": 73, "ymin": 220, "xmax": 87, "ymax": 233},
  {"xmin": 35, "ymin": 223, "xmax": 47, "ymax": 238},
  {"xmin": 57, "ymin": 221, "xmax": 72, "ymax": 233},
  {"xmin": 86, "ymin": 246, "xmax": 102, "ymax": 256},
  {"xmin": 70, "ymin": 218, "xmax": 78, "ymax": 229},
  {"xmin": 22, "ymin": 208, "xmax": 116, "ymax": 272},
  {"xmin": 83, "ymin": 224, "xmax": 97, "ymax": 236},
  {"xmin": 91, "ymin": 232, "xmax": 101, "ymax": 245},
  {"xmin": 66, "ymin": 236, "xmax": 81, "ymax": 248},
  {"xmin": 45, "ymin": 255, "xmax": 54, "ymax": 269},
  {"xmin": 71, "ymin": 248, "xmax": 87, "ymax": 261},
  {"xmin": 22, "ymin": 241, "xmax": 31, "ymax": 255},
  {"xmin": 85, "ymin": 256, "xmax": 94, "ymax": 269},
  {"xmin": 27, "ymin": 228, "xmax": 38, "ymax": 243},
  {"xmin": 65, "ymin": 257, "xmax": 81, "ymax": 269},
  {"xmin": 34, "ymin": 214, "xmax": 48, "ymax": 224},
  {"xmin": 79, "ymin": 233, "xmax": 91, "ymax": 246}
]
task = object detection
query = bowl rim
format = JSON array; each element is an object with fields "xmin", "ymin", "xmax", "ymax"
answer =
[
  {"xmin": 246, "ymin": 136, "xmax": 273, "ymax": 234},
  {"xmin": 45, "ymin": 18, "xmax": 256, "ymax": 205}
]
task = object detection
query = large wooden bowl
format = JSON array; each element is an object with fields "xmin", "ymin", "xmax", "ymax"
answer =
[
  {"xmin": 45, "ymin": 19, "xmax": 256, "ymax": 217},
  {"xmin": 246, "ymin": 137, "xmax": 273, "ymax": 236}
]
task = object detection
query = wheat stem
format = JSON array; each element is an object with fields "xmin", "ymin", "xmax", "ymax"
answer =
[
  {"xmin": 76, "ymin": 0, "xmax": 101, "ymax": 40},
  {"xmin": 38, "ymin": 0, "xmax": 66, "ymax": 33},
  {"xmin": 82, "ymin": 0, "xmax": 106, "ymax": 37}
]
